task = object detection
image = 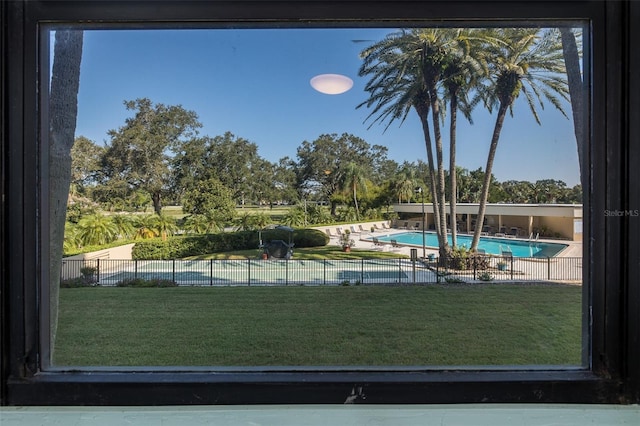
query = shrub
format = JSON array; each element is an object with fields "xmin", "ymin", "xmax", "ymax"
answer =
[
  {"xmin": 116, "ymin": 278, "xmax": 178, "ymax": 288},
  {"xmin": 445, "ymin": 247, "xmax": 490, "ymax": 271},
  {"xmin": 132, "ymin": 229, "xmax": 329, "ymax": 260},
  {"xmin": 60, "ymin": 265, "xmax": 99, "ymax": 288},
  {"xmin": 478, "ymin": 271, "xmax": 494, "ymax": 281},
  {"xmin": 60, "ymin": 277, "xmax": 96, "ymax": 288}
]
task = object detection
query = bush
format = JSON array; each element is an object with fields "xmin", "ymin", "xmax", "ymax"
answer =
[
  {"xmin": 60, "ymin": 265, "xmax": 99, "ymax": 288},
  {"xmin": 132, "ymin": 229, "xmax": 329, "ymax": 260},
  {"xmin": 478, "ymin": 271, "xmax": 494, "ymax": 281},
  {"xmin": 116, "ymin": 278, "xmax": 178, "ymax": 288},
  {"xmin": 445, "ymin": 246, "xmax": 490, "ymax": 271},
  {"xmin": 60, "ymin": 277, "xmax": 96, "ymax": 288}
]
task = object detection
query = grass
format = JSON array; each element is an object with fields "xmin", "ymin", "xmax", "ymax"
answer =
[
  {"xmin": 54, "ymin": 283, "xmax": 582, "ymax": 367},
  {"xmin": 185, "ymin": 246, "xmax": 409, "ymax": 260}
]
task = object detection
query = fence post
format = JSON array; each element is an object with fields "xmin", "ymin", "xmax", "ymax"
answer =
[
  {"xmin": 286, "ymin": 259, "xmax": 289, "ymax": 286},
  {"xmin": 96, "ymin": 258, "xmax": 100, "ymax": 284},
  {"xmin": 172, "ymin": 259, "xmax": 176, "ymax": 283},
  {"xmin": 209, "ymin": 259, "xmax": 213, "ymax": 286},
  {"xmin": 510, "ymin": 256, "xmax": 514, "ymax": 280},
  {"xmin": 410, "ymin": 249, "xmax": 417, "ymax": 283},
  {"xmin": 547, "ymin": 256, "xmax": 551, "ymax": 280},
  {"xmin": 323, "ymin": 259, "xmax": 327, "ymax": 286},
  {"xmin": 361, "ymin": 259, "xmax": 365, "ymax": 284},
  {"xmin": 247, "ymin": 258, "xmax": 251, "ymax": 286},
  {"xmin": 134, "ymin": 259, "xmax": 138, "ymax": 279}
]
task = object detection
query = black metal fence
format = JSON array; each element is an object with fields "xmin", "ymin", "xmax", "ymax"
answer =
[{"xmin": 61, "ymin": 256, "xmax": 583, "ymax": 287}]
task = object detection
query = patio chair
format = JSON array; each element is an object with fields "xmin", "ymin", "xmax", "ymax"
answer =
[
  {"xmin": 390, "ymin": 239, "xmax": 402, "ymax": 251},
  {"xmin": 402, "ymin": 221, "xmax": 409, "ymax": 229},
  {"xmin": 413, "ymin": 222, "xmax": 420, "ymax": 231},
  {"xmin": 501, "ymin": 250, "xmax": 513, "ymax": 258},
  {"xmin": 350, "ymin": 225, "xmax": 360, "ymax": 235},
  {"xmin": 372, "ymin": 237, "xmax": 384, "ymax": 249}
]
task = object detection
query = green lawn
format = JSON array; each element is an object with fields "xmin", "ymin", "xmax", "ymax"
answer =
[{"xmin": 54, "ymin": 284, "xmax": 582, "ymax": 367}]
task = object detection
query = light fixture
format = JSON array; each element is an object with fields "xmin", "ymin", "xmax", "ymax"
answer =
[{"xmin": 310, "ymin": 74, "xmax": 353, "ymax": 95}]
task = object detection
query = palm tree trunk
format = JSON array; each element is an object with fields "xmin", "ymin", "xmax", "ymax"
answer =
[
  {"xmin": 429, "ymin": 88, "xmax": 450, "ymax": 258},
  {"xmin": 415, "ymin": 103, "xmax": 443, "ymax": 248},
  {"xmin": 449, "ymin": 96, "xmax": 458, "ymax": 248},
  {"xmin": 49, "ymin": 30, "xmax": 83, "ymax": 355},
  {"xmin": 560, "ymin": 27, "xmax": 585, "ymax": 188},
  {"xmin": 353, "ymin": 182, "xmax": 360, "ymax": 221},
  {"xmin": 471, "ymin": 102, "xmax": 509, "ymax": 251}
]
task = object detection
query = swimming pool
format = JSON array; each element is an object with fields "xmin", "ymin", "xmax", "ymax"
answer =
[{"xmin": 375, "ymin": 232, "xmax": 568, "ymax": 257}]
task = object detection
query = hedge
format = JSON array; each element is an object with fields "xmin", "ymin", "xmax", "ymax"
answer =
[{"xmin": 131, "ymin": 228, "xmax": 329, "ymax": 260}]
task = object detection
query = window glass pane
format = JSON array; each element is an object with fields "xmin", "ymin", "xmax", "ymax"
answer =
[{"xmin": 48, "ymin": 25, "xmax": 587, "ymax": 368}]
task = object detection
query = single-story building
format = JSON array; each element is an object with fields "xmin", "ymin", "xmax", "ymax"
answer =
[{"xmin": 393, "ymin": 203, "xmax": 583, "ymax": 241}]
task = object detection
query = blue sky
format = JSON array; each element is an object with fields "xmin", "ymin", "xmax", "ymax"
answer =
[{"xmin": 69, "ymin": 28, "xmax": 581, "ymax": 186}]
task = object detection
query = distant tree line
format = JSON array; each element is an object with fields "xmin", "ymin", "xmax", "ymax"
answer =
[{"xmin": 70, "ymin": 98, "xmax": 580, "ymax": 221}]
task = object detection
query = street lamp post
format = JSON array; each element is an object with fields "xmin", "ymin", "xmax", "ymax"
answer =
[{"xmin": 415, "ymin": 187, "xmax": 426, "ymax": 259}]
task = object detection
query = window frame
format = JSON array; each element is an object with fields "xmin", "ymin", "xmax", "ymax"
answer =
[{"xmin": 2, "ymin": 0, "xmax": 639, "ymax": 405}]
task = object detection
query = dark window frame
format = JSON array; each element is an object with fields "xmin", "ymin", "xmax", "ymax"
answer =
[{"xmin": 2, "ymin": 0, "xmax": 639, "ymax": 405}]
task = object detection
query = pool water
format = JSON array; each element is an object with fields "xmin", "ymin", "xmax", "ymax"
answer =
[{"xmin": 375, "ymin": 232, "xmax": 568, "ymax": 257}]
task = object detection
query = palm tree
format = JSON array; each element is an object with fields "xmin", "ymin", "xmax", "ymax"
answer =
[
  {"xmin": 440, "ymin": 29, "xmax": 487, "ymax": 248},
  {"xmin": 154, "ymin": 213, "xmax": 178, "ymax": 240},
  {"xmin": 470, "ymin": 28, "xmax": 569, "ymax": 251},
  {"xmin": 63, "ymin": 222, "xmax": 79, "ymax": 253},
  {"xmin": 76, "ymin": 213, "xmax": 119, "ymax": 246},
  {"xmin": 235, "ymin": 212, "xmax": 272, "ymax": 231},
  {"xmin": 134, "ymin": 215, "xmax": 160, "ymax": 239},
  {"xmin": 183, "ymin": 214, "xmax": 218, "ymax": 234},
  {"xmin": 559, "ymin": 27, "xmax": 585, "ymax": 187},
  {"xmin": 283, "ymin": 206, "xmax": 305, "ymax": 227},
  {"xmin": 394, "ymin": 166, "xmax": 418, "ymax": 203},
  {"xmin": 342, "ymin": 161, "xmax": 367, "ymax": 221},
  {"xmin": 358, "ymin": 29, "xmax": 446, "ymax": 255},
  {"xmin": 110, "ymin": 214, "xmax": 135, "ymax": 239}
]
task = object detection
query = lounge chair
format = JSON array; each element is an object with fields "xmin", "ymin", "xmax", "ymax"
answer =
[
  {"xmin": 382, "ymin": 222, "xmax": 390, "ymax": 229},
  {"xmin": 390, "ymin": 239, "xmax": 402, "ymax": 250},
  {"xmin": 336, "ymin": 227, "xmax": 343, "ymax": 236},
  {"xmin": 350, "ymin": 225, "xmax": 360, "ymax": 235},
  {"xmin": 402, "ymin": 221, "xmax": 409, "ymax": 229},
  {"xmin": 413, "ymin": 222, "xmax": 420, "ymax": 231}
]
